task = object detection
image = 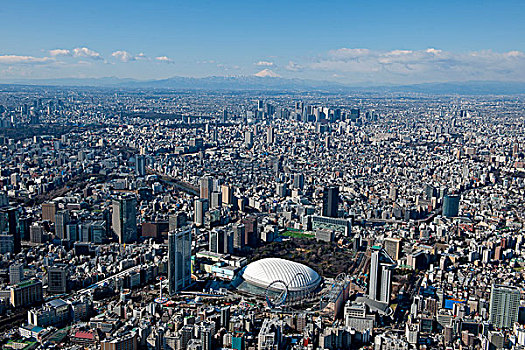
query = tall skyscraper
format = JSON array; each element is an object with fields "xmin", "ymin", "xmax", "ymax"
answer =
[
  {"xmin": 55, "ymin": 210, "xmax": 70, "ymax": 240},
  {"xmin": 489, "ymin": 284, "xmax": 520, "ymax": 329},
  {"xmin": 135, "ymin": 154, "xmax": 146, "ymax": 176},
  {"xmin": 221, "ymin": 185, "xmax": 233, "ymax": 206},
  {"xmin": 443, "ymin": 194, "xmax": 460, "ymax": 217},
  {"xmin": 293, "ymin": 173, "xmax": 305, "ymax": 190},
  {"xmin": 200, "ymin": 324, "xmax": 214, "ymax": 350},
  {"xmin": 368, "ymin": 247, "xmax": 395, "ymax": 304},
  {"xmin": 200, "ymin": 176, "xmax": 213, "ymax": 202},
  {"xmin": 245, "ymin": 130, "xmax": 253, "ymax": 148},
  {"xmin": 112, "ymin": 194, "xmax": 137, "ymax": 244},
  {"xmin": 322, "ymin": 186, "xmax": 339, "ymax": 218},
  {"xmin": 194, "ymin": 198, "xmax": 208, "ymax": 227},
  {"xmin": 0, "ymin": 207, "xmax": 22, "ymax": 253},
  {"xmin": 42, "ymin": 201, "xmax": 58, "ymax": 223},
  {"xmin": 209, "ymin": 229, "xmax": 226, "ymax": 254},
  {"xmin": 30, "ymin": 223, "xmax": 44, "ymax": 244},
  {"xmin": 242, "ymin": 215, "xmax": 258, "ymax": 247},
  {"xmin": 221, "ymin": 306, "xmax": 231, "ymax": 328},
  {"xmin": 233, "ymin": 224, "xmax": 245, "ymax": 252},
  {"xmin": 169, "ymin": 212, "xmax": 187, "ymax": 232},
  {"xmin": 350, "ymin": 108, "xmax": 360, "ymax": 120},
  {"xmin": 210, "ymin": 191, "xmax": 222, "ymax": 209},
  {"xmin": 266, "ymin": 127, "xmax": 275, "ymax": 144},
  {"xmin": 168, "ymin": 227, "xmax": 192, "ymax": 295}
]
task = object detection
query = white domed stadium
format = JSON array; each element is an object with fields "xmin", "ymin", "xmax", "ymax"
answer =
[{"xmin": 236, "ymin": 258, "xmax": 322, "ymax": 298}]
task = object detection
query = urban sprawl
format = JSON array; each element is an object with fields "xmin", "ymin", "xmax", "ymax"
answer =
[{"xmin": 0, "ymin": 87, "xmax": 524, "ymax": 350}]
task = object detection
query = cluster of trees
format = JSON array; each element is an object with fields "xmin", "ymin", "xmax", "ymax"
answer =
[{"xmin": 250, "ymin": 238, "xmax": 355, "ymax": 278}]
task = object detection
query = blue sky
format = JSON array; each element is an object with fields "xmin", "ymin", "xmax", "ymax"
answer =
[{"xmin": 0, "ymin": 0, "xmax": 524, "ymax": 84}]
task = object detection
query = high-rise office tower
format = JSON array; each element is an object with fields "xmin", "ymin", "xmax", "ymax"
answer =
[
  {"xmin": 169, "ymin": 212, "xmax": 187, "ymax": 232},
  {"xmin": 443, "ymin": 194, "xmax": 460, "ymax": 217},
  {"xmin": 425, "ymin": 184, "xmax": 437, "ymax": 200},
  {"xmin": 30, "ymin": 223, "xmax": 44, "ymax": 244},
  {"xmin": 112, "ymin": 194, "xmax": 137, "ymax": 244},
  {"xmin": 47, "ymin": 265, "xmax": 68, "ymax": 294},
  {"xmin": 221, "ymin": 306, "xmax": 231, "ymax": 328},
  {"xmin": 0, "ymin": 207, "xmax": 22, "ymax": 253},
  {"xmin": 210, "ymin": 191, "xmax": 222, "ymax": 209},
  {"xmin": 200, "ymin": 176, "xmax": 213, "ymax": 202},
  {"xmin": 0, "ymin": 191, "xmax": 8, "ymax": 207},
  {"xmin": 389, "ymin": 185, "xmax": 398, "ymax": 201},
  {"xmin": 79, "ymin": 222, "xmax": 91, "ymax": 242},
  {"xmin": 384, "ymin": 237, "xmax": 402, "ymax": 261},
  {"xmin": 272, "ymin": 157, "xmax": 283, "ymax": 176},
  {"xmin": 194, "ymin": 198, "xmax": 208, "ymax": 227},
  {"xmin": 242, "ymin": 216, "xmax": 258, "ymax": 247},
  {"xmin": 55, "ymin": 210, "xmax": 70, "ymax": 240},
  {"xmin": 0, "ymin": 234, "xmax": 14, "ymax": 254},
  {"xmin": 168, "ymin": 227, "xmax": 192, "ymax": 295},
  {"xmin": 293, "ymin": 173, "xmax": 305, "ymax": 190},
  {"xmin": 257, "ymin": 100, "xmax": 264, "ymax": 111},
  {"xmin": 42, "ymin": 202, "xmax": 58, "ymax": 223},
  {"xmin": 368, "ymin": 247, "xmax": 395, "ymax": 304},
  {"xmin": 266, "ymin": 127, "xmax": 275, "ymax": 144},
  {"xmin": 209, "ymin": 229, "xmax": 226, "ymax": 254},
  {"xmin": 135, "ymin": 154, "xmax": 146, "ymax": 176},
  {"xmin": 276, "ymin": 183, "xmax": 287, "ymax": 197},
  {"xmin": 233, "ymin": 224, "xmax": 245, "ymax": 252},
  {"xmin": 350, "ymin": 108, "xmax": 360, "ymax": 120},
  {"xmin": 489, "ymin": 284, "xmax": 520, "ymax": 329},
  {"xmin": 200, "ymin": 324, "xmax": 214, "ymax": 350},
  {"xmin": 9, "ymin": 263, "xmax": 24, "ymax": 284},
  {"xmin": 245, "ymin": 130, "xmax": 253, "ymax": 148},
  {"xmin": 66, "ymin": 223, "xmax": 79, "ymax": 242},
  {"xmin": 221, "ymin": 185, "xmax": 233, "ymax": 206},
  {"xmin": 322, "ymin": 186, "xmax": 339, "ymax": 218}
]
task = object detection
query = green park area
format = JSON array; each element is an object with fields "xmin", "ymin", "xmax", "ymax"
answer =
[{"xmin": 281, "ymin": 228, "xmax": 314, "ymax": 239}]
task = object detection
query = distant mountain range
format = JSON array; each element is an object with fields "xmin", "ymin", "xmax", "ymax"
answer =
[{"xmin": 2, "ymin": 76, "xmax": 524, "ymax": 95}]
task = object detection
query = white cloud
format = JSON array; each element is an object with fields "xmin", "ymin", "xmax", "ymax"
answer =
[
  {"xmin": 328, "ymin": 48, "xmax": 371, "ymax": 59},
  {"xmin": 285, "ymin": 61, "xmax": 304, "ymax": 72},
  {"xmin": 111, "ymin": 51, "xmax": 149, "ymax": 62},
  {"xmin": 155, "ymin": 56, "xmax": 173, "ymax": 63},
  {"xmin": 112, "ymin": 50, "xmax": 134, "ymax": 62},
  {"xmin": 49, "ymin": 49, "xmax": 71, "ymax": 57},
  {"xmin": 255, "ymin": 61, "xmax": 274, "ymax": 67},
  {"xmin": 0, "ymin": 55, "xmax": 54, "ymax": 64},
  {"xmin": 300, "ymin": 48, "xmax": 525, "ymax": 83},
  {"xmin": 73, "ymin": 47, "xmax": 102, "ymax": 60}
]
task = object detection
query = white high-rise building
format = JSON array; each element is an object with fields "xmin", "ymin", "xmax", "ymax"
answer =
[
  {"xmin": 368, "ymin": 248, "xmax": 395, "ymax": 304},
  {"xmin": 489, "ymin": 284, "xmax": 520, "ymax": 329},
  {"xmin": 9, "ymin": 263, "xmax": 24, "ymax": 285}
]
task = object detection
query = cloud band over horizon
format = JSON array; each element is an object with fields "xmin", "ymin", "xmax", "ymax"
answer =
[{"xmin": 1, "ymin": 46, "xmax": 524, "ymax": 84}]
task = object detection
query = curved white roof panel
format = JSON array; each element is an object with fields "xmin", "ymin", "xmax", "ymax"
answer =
[{"xmin": 242, "ymin": 258, "xmax": 321, "ymax": 292}]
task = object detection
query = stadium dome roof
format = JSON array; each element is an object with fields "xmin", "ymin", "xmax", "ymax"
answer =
[{"xmin": 242, "ymin": 258, "xmax": 321, "ymax": 292}]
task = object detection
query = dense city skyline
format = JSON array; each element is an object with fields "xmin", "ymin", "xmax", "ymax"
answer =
[
  {"xmin": 1, "ymin": 0, "xmax": 524, "ymax": 84},
  {"xmin": 1, "ymin": 2, "xmax": 525, "ymax": 350}
]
